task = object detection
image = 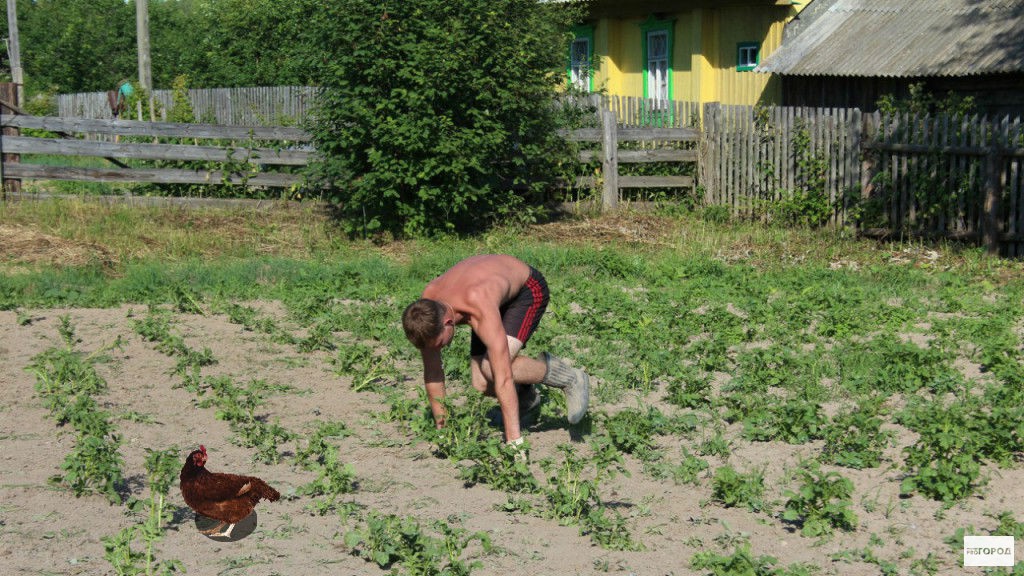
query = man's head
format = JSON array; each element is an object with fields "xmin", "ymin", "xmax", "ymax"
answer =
[{"xmin": 402, "ymin": 299, "xmax": 450, "ymax": 349}]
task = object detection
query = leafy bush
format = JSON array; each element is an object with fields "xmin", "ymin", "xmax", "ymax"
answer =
[
  {"xmin": 897, "ymin": 397, "xmax": 996, "ymax": 503},
  {"xmin": 742, "ymin": 398, "xmax": 827, "ymax": 445},
  {"xmin": 305, "ymin": 0, "xmax": 585, "ymax": 236}
]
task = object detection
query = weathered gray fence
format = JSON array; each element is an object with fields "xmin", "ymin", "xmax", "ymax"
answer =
[
  {"xmin": 861, "ymin": 112, "xmax": 1024, "ymax": 256},
  {"xmin": 57, "ymin": 86, "xmax": 321, "ymax": 126},
  {"xmin": 701, "ymin": 104, "xmax": 1024, "ymax": 255},
  {"xmin": 20, "ymin": 91, "xmax": 1024, "ymax": 255},
  {"xmin": 0, "ymin": 115, "xmax": 311, "ymax": 187},
  {"xmin": 701, "ymin": 104, "xmax": 862, "ymax": 225},
  {"xmin": 566, "ymin": 110, "xmax": 698, "ymax": 209}
]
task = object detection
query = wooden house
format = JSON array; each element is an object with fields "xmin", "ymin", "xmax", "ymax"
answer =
[
  {"xmin": 567, "ymin": 0, "xmax": 806, "ymax": 107},
  {"xmin": 755, "ymin": 0, "xmax": 1024, "ymax": 115}
]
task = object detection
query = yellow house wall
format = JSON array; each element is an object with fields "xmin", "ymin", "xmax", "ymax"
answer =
[
  {"xmin": 586, "ymin": 4, "xmax": 797, "ymax": 106},
  {"xmin": 709, "ymin": 7, "xmax": 788, "ymax": 105}
]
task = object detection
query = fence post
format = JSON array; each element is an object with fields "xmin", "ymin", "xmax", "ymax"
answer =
[
  {"xmin": 701, "ymin": 103, "xmax": 720, "ymax": 206},
  {"xmin": 0, "ymin": 82, "xmax": 22, "ymax": 199},
  {"xmin": 982, "ymin": 148, "xmax": 1002, "ymax": 255},
  {"xmin": 860, "ymin": 111, "xmax": 877, "ymax": 206},
  {"xmin": 601, "ymin": 109, "xmax": 618, "ymax": 211}
]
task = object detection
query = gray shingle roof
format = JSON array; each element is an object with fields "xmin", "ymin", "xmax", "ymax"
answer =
[{"xmin": 756, "ymin": 0, "xmax": 1024, "ymax": 77}]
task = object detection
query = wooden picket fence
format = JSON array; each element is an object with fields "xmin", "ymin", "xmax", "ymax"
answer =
[
  {"xmin": 700, "ymin": 103, "xmax": 1024, "ymax": 256},
  {"xmin": 0, "ymin": 114, "xmax": 310, "ymax": 188},
  {"xmin": 17, "ymin": 87, "xmax": 1024, "ymax": 255},
  {"xmin": 861, "ymin": 113, "xmax": 1024, "ymax": 255},
  {"xmin": 56, "ymin": 86, "xmax": 321, "ymax": 127}
]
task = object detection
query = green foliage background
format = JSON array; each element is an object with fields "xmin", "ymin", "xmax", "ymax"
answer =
[{"xmin": 2, "ymin": 0, "xmax": 326, "ymax": 95}]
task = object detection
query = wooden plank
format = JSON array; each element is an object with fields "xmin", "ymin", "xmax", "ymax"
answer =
[
  {"xmin": 617, "ymin": 149, "xmax": 698, "ymax": 163},
  {"xmin": 4, "ymin": 163, "xmax": 303, "ymax": 187},
  {"xmin": 741, "ymin": 104, "xmax": 752, "ymax": 218},
  {"xmin": 618, "ymin": 175, "xmax": 695, "ymax": 188},
  {"xmin": 558, "ymin": 127, "xmax": 699, "ymax": 143},
  {"xmin": 616, "ymin": 127, "xmax": 699, "ymax": 142},
  {"xmin": 2, "ymin": 114, "xmax": 311, "ymax": 141},
  {"xmin": 1, "ymin": 135, "xmax": 312, "ymax": 165},
  {"xmin": 955, "ymin": 114, "xmax": 970, "ymax": 232},
  {"xmin": 6, "ymin": 190, "xmax": 311, "ymax": 210},
  {"xmin": 864, "ymin": 142, "xmax": 995, "ymax": 156}
]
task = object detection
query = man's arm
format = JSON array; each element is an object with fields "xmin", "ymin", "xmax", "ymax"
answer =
[
  {"xmin": 421, "ymin": 347, "xmax": 447, "ymax": 428},
  {"xmin": 473, "ymin": 308, "xmax": 521, "ymax": 442}
]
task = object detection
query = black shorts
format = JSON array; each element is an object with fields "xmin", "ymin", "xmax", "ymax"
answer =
[{"xmin": 470, "ymin": 266, "xmax": 549, "ymax": 357}]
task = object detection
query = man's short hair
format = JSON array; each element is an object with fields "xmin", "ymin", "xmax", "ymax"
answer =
[{"xmin": 402, "ymin": 299, "xmax": 446, "ymax": 349}]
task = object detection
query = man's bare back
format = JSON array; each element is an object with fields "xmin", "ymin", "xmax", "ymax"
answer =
[{"xmin": 421, "ymin": 254, "xmax": 531, "ymax": 320}]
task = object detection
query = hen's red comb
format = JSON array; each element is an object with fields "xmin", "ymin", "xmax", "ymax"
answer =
[{"xmin": 199, "ymin": 445, "xmax": 207, "ymax": 454}]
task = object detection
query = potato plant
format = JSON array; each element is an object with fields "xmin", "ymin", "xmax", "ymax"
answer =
[
  {"xmin": 9, "ymin": 218, "xmax": 1024, "ymax": 575},
  {"xmin": 28, "ymin": 317, "xmax": 125, "ymax": 504}
]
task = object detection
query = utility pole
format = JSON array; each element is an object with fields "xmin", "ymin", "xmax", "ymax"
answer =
[
  {"xmin": 6, "ymin": 0, "xmax": 24, "ymax": 106},
  {"xmin": 136, "ymin": 0, "xmax": 153, "ymax": 120}
]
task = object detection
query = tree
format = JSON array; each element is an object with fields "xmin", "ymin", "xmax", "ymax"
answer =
[
  {"xmin": 4, "ymin": 0, "xmax": 321, "ymax": 97},
  {"xmin": 14, "ymin": 0, "xmax": 135, "ymax": 94},
  {"xmin": 304, "ymin": 0, "xmax": 586, "ymax": 237}
]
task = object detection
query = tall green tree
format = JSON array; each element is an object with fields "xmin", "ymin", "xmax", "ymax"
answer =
[
  {"xmin": 304, "ymin": 0, "xmax": 586, "ymax": 237},
  {"xmin": 14, "ymin": 0, "xmax": 135, "ymax": 94},
  {"xmin": 196, "ymin": 0, "xmax": 323, "ymax": 86}
]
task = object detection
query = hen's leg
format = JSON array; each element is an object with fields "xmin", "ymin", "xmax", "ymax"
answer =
[{"xmin": 199, "ymin": 521, "xmax": 228, "ymax": 536}]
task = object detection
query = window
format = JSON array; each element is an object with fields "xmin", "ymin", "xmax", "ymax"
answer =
[
  {"xmin": 737, "ymin": 42, "xmax": 760, "ymax": 71},
  {"xmin": 640, "ymin": 17, "xmax": 674, "ymax": 106},
  {"xmin": 569, "ymin": 26, "xmax": 594, "ymax": 92},
  {"xmin": 647, "ymin": 30, "xmax": 669, "ymax": 102}
]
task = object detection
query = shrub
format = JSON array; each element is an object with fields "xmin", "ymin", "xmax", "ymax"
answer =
[{"xmin": 305, "ymin": 0, "xmax": 586, "ymax": 237}]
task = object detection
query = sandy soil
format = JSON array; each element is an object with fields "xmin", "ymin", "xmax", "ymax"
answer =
[{"xmin": 1, "ymin": 302, "xmax": 1021, "ymax": 576}]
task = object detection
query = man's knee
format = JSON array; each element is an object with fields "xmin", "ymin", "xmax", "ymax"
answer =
[{"xmin": 470, "ymin": 357, "xmax": 492, "ymax": 394}]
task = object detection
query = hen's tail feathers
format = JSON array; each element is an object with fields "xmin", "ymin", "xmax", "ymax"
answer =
[{"xmin": 253, "ymin": 478, "xmax": 280, "ymax": 502}]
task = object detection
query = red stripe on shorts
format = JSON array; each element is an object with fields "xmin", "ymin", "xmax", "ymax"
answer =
[{"xmin": 516, "ymin": 276, "xmax": 544, "ymax": 343}]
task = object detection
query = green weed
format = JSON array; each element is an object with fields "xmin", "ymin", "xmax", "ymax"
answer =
[
  {"xmin": 343, "ymin": 511, "xmax": 492, "ymax": 575},
  {"xmin": 29, "ymin": 319, "xmax": 125, "ymax": 504},
  {"xmin": 821, "ymin": 399, "xmax": 892, "ymax": 469},
  {"xmin": 104, "ymin": 448, "xmax": 183, "ymax": 576},
  {"xmin": 538, "ymin": 437, "xmax": 641, "ymax": 551},
  {"xmin": 645, "ymin": 448, "xmax": 710, "ymax": 485},
  {"xmin": 741, "ymin": 398, "xmax": 826, "ymax": 444},
  {"xmin": 781, "ymin": 461, "xmax": 858, "ymax": 538},
  {"xmin": 711, "ymin": 466, "xmax": 767, "ymax": 513},
  {"xmin": 692, "ymin": 544, "xmax": 819, "ymax": 576}
]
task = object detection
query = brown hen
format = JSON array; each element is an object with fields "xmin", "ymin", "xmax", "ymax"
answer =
[{"xmin": 179, "ymin": 445, "xmax": 280, "ymax": 538}]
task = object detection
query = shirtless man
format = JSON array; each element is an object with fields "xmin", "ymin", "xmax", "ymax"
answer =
[{"xmin": 402, "ymin": 254, "xmax": 590, "ymax": 445}]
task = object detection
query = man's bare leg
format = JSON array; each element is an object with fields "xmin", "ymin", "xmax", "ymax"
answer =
[{"xmin": 471, "ymin": 355, "xmax": 547, "ymax": 396}]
